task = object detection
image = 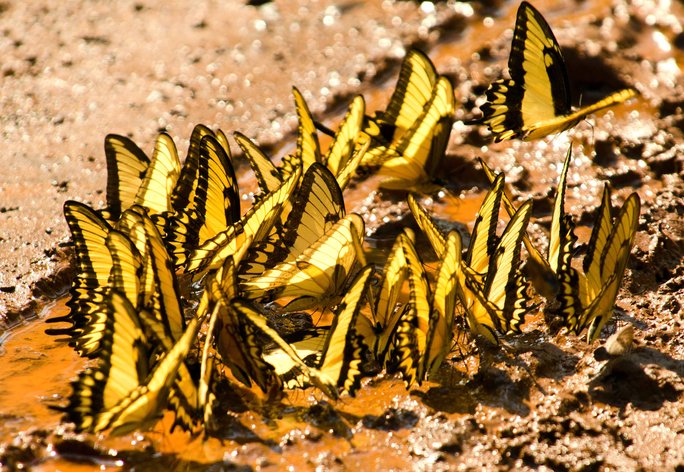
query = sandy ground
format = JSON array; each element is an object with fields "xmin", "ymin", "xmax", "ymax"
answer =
[
  {"xmin": 0, "ymin": 0, "xmax": 462, "ymax": 325},
  {"xmin": 1, "ymin": 0, "xmax": 684, "ymax": 470}
]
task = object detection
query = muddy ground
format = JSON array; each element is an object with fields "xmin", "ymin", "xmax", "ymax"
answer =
[{"xmin": 1, "ymin": 0, "xmax": 683, "ymax": 470}]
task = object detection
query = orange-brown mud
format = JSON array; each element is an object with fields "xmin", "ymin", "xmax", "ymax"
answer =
[{"xmin": 2, "ymin": 0, "xmax": 684, "ymax": 470}]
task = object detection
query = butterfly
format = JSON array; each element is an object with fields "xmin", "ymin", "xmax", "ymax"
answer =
[
  {"xmin": 374, "ymin": 75, "xmax": 454, "ymax": 190},
  {"xmin": 547, "ymin": 147, "xmax": 640, "ymax": 341},
  {"xmin": 55, "ymin": 204, "xmax": 216, "ymax": 434},
  {"xmin": 118, "ymin": 207, "xmax": 219, "ymax": 433},
  {"xmin": 361, "ymin": 49, "xmax": 439, "ymax": 166},
  {"xmin": 164, "ymin": 132, "xmax": 240, "ymax": 269},
  {"xmin": 46, "ymin": 201, "xmax": 121, "ymax": 357},
  {"xmin": 238, "ymin": 162, "xmax": 346, "ymax": 281},
  {"xmin": 357, "ymin": 232, "xmax": 409, "ymax": 366},
  {"xmin": 55, "ymin": 291, "xmax": 203, "ymax": 436},
  {"xmin": 478, "ymin": 1, "xmax": 637, "ymax": 142},
  {"xmin": 168, "ymin": 125, "xmax": 232, "ymax": 217},
  {"xmin": 234, "ymin": 265, "xmax": 375, "ymax": 398},
  {"xmin": 240, "ymin": 213, "xmax": 367, "ymax": 312},
  {"xmin": 234, "ymin": 130, "xmax": 300, "ymax": 197},
  {"xmin": 292, "ymin": 87, "xmax": 367, "ymax": 187},
  {"xmin": 101, "ymin": 132, "xmax": 181, "ymax": 223},
  {"xmin": 48, "ymin": 202, "xmax": 189, "ymax": 357},
  {"xmin": 409, "ymin": 179, "xmax": 534, "ymax": 344},
  {"xmin": 478, "ymin": 157, "xmax": 558, "ymax": 299},
  {"xmin": 385, "ymin": 228, "xmax": 459, "ymax": 386},
  {"xmin": 360, "ymin": 50, "xmax": 455, "ymax": 190},
  {"xmin": 201, "ymin": 255, "xmax": 282, "ymax": 394},
  {"xmin": 183, "ymin": 165, "xmax": 301, "ymax": 276}
]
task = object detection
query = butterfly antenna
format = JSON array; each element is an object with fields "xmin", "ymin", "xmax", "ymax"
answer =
[{"xmin": 314, "ymin": 120, "xmax": 336, "ymax": 138}]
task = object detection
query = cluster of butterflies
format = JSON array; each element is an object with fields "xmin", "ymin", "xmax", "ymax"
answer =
[{"xmin": 46, "ymin": 1, "xmax": 640, "ymax": 437}]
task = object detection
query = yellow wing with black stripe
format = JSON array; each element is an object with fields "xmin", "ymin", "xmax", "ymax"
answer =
[
  {"xmin": 363, "ymin": 233, "xmax": 409, "ymax": 364},
  {"xmin": 478, "ymin": 157, "xmax": 557, "ymax": 298},
  {"xmin": 482, "ymin": 200, "xmax": 534, "ymax": 334},
  {"xmin": 102, "ymin": 134, "xmax": 150, "ymax": 221},
  {"xmin": 185, "ymin": 166, "xmax": 300, "ymax": 276},
  {"xmin": 457, "ymin": 198, "xmax": 534, "ymax": 343},
  {"xmin": 293, "ymin": 86, "xmax": 322, "ymax": 171},
  {"xmin": 240, "ymin": 213, "xmax": 366, "ymax": 312},
  {"xmin": 45, "ymin": 201, "xmax": 114, "ymax": 356},
  {"xmin": 165, "ymin": 134, "xmax": 240, "ymax": 268},
  {"xmin": 577, "ymin": 189, "xmax": 640, "ymax": 341},
  {"xmin": 136, "ymin": 133, "xmax": 181, "ymax": 217},
  {"xmin": 362, "ymin": 49, "xmax": 438, "ymax": 166},
  {"xmin": 387, "ymin": 230, "xmax": 432, "ymax": 387},
  {"xmin": 170, "ymin": 124, "xmax": 216, "ymax": 214},
  {"xmin": 376, "ymin": 76, "xmax": 455, "ymax": 190},
  {"xmin": 407, "ymin": 194, "xmax": 447, "ymax": 257},
  {"xmin": 248, "ymin": 265, "xmax": 374, "ymax": 398},
  {"xmin": 426, "ymin": 230, "xmax": 460, "ymax": 377},
  {"xmin": 56, "ymin": 292, "xmax": 202, "ymax": 436},
  {"xmin": 324, "ymin": 95, "xmax": 366, "ymax": 180},
  {"xmin": 478, "ymin": 1, "xmax": 636, "ymax": 142},
  {"xmin": 547, "ymin": 152, "xmax": 640, "ymax": 341},
  {"xmin": 235, "ymin": 131, "xmax": 286, "ymax": 195},
  {"xmin": 315, "ymin": 265, "xmax": 374, "ymax": 397},
  {"xmin": 465, "ymin": 173, "xmax": 505, "ymax": 274},
  {"xmin": 240, "ymin": 162, "xmax": 345, "ymax": 281},
  {"xmin": 102, "ymin": 133, "xmax": 181, "ymax": 226}
]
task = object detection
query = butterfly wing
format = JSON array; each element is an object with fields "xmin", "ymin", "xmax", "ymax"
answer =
[
  {"xmin": 425, "ymin": 231, "xmax": 460, "ymax": 377},
  {"xmin": 483, "ymin": 200, "xmax": 534, "ymax": 334},
  {"xmin": 235, "ymin": 131, "xmax": 284, "ymax": 194},
  {"xmin": 466, "ymin": 173, "xmax": 504, "ymax": 274},
  {"xmin": 103, "ymin": 134, "xmax": 150, "ymax": 221},
  {"xmin": 293, "ymin": 86, "xmax": 322, "ymax": 171},
  {"xmin": 579, "ymin": 192, "xmax": 640, "ymax": 341},
  {"xmin": 185, "ymin": 165, "xmax": 300, "ymax": 276},
  {"xmin": 134, "ymin": 133, "xmax": 181, "ymax": 217},
  {"xmin": 362, "ymin": 49, "xmax": 438, "ymax": 166},
  {"xmin": 240, "ymin": 214, "xmax": 365, "ymax": 311},
  {"xmin": 317, "ymin": 265, "xmax": 374, "ymax": 397},
  {"xmin": 407, "ymin": 193, "xmax": 447, "ymax": 257},
  {"xmin": 45, "ymin": 202, "xmax": 114, "ymax": 356},
  {"xmin": 165, "ymin": 134, "xmax": 240, "ymax": 268},
  {"xmin": 324, "ymin": 95, "xmax": 365, "ymax": 178},
  {"xmin": 376, "ymin": 76, "xmax": 455, "ymax": 190},
  {"xmin": 478, "ymin": 157, "xmax": 555, "ymax": 298},
  {"xmin": 389, "ymin": 230, "xmax": 432, "ymax": 386}
]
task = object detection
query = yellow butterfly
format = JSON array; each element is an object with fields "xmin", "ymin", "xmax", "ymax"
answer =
[
  {"xmin": 56, "ymin": 292, "xmax": 203, "ymax": 436},
  {"xmin": 548, "ymin": 148, "xmax": 640, "ymax": 341},
  {"xmin": 292, "ymin": 87, "xmax": 367, "ymax": 188},
  {"xmin": 184, "ymin": 165, "xmax": 301, "ymax": 276},
  {"xmin": 240, "ymin": 213, "xmax": 367, "ymax": 312},
  {"xmin": 237, "ymin": 265, "xmax": 375, "ymax": 398},
  {"xmin": 102, "ymin": 132, "xmax": 180, "ymax": 222},
  {"xmin": 361, "ymin": 49, "xmax": 439, "ymax": 166},
  {"xmin": 478, "ymin": 1, "xmax": 636, "ymax": 142},
  {"xmin": 409, "ymin": 180, "xmax": 534, "ymax": 344},
  {"xmin": 361, "ymin": 49, "xmax": 455, "ymax": 190},
  {"xmin": 165, "ymin": 133, "xmax": 240, "ymax": 268}
]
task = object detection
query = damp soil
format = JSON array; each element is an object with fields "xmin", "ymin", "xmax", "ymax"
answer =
[{"xmin": 2, "ymin": 0, "xmax": 684, "ymax": 470}]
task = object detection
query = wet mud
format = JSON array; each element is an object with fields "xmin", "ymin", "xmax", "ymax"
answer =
[{"xmin": 2, "ymin": 0, "xmax": 684, "ymax": 470}]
